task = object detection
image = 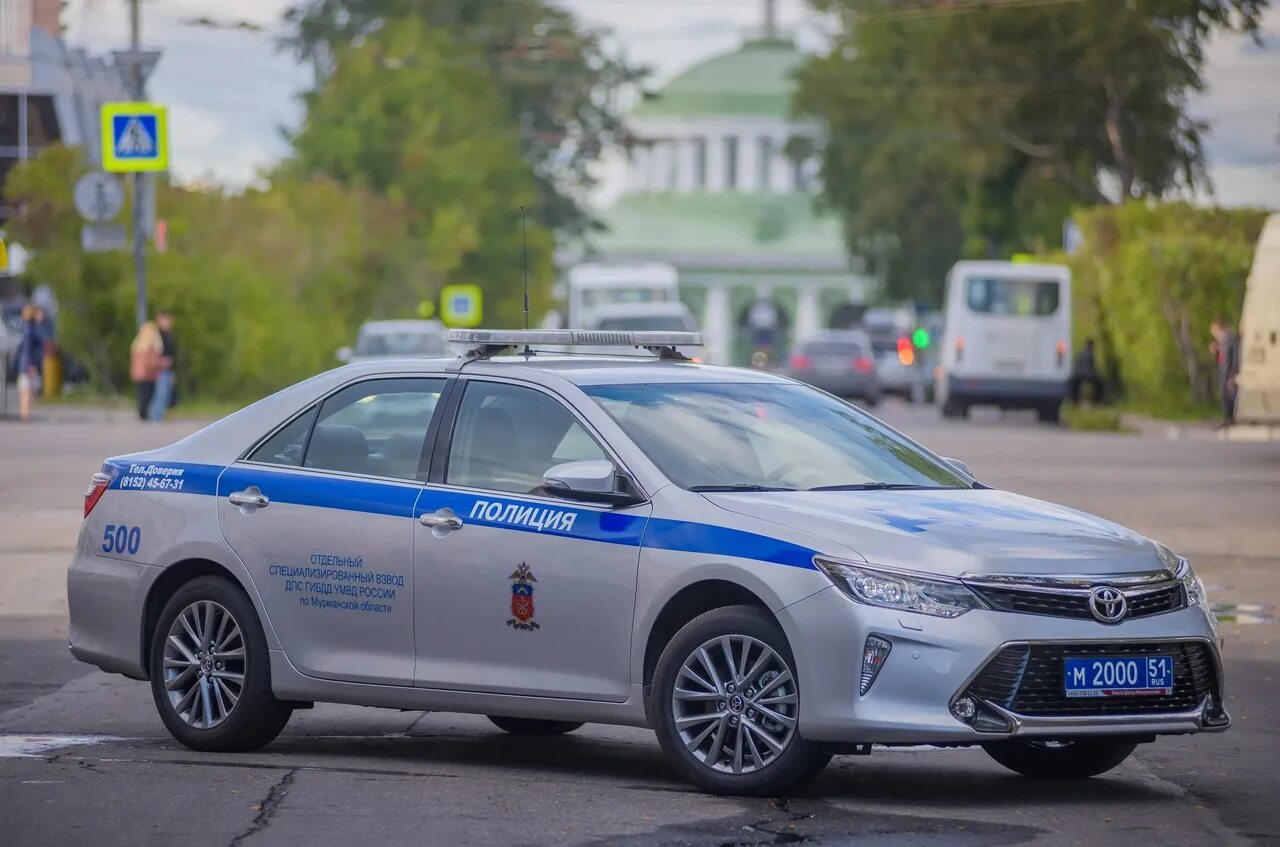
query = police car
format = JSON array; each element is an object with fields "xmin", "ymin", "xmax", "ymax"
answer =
[{"xmin": 68, "ymin": 330, "xmax": 1227, "ymax": 795}]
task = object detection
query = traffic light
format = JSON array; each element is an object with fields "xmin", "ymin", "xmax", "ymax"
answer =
[
  {"xmin": 896, "ymin": 335, "xmax": 914, "ymax": 366},
  {"xmin": 912, "ymin": 327, "xmax": 931, "ymax": 349}
]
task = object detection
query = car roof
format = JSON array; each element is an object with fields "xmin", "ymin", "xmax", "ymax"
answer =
[
  {"xmin": 802, "ymin": 330, "xmax": 869, "ymax": 343},
  {"xmin": 329, "ymin": 355, "xmax": 792, "ymax": 386},
  {"xmin": 358, "ymin": 320, "xmax": 443, "ymax": 334}
]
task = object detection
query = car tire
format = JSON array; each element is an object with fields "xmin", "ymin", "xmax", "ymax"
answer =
[
  {"xmin": 149, "ymin": 575, "xmax": 293, "ymax": 752},
  {"xmin": 1038, "ymin": 403, "xmax": 1062, "ymax": 424},
  {"xmin": 487, "ymin": 716, "xmax": 583, "ymax": 735},
  {"xmin": 982, "ymin": 738, "xmax": 1137, "ymax": 780},
  {"xmin": 652, "ymin": 605, "xmax": 830, "ymax": 796},
  {"xmin": 941, "ymin": 398, "xmax": 968, "ymax": 419}
]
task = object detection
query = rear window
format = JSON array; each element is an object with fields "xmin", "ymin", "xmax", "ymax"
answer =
[
  {"xmin": 596, "ymin": 315, "xmax": 692, "ymax": 332},
  {"xmin": 801, "ymin": 340, "xmax": 864, "ymax": 357},
  {"xmin": 966, "ymin": 277, "xmax": 1060, "ymax": 316}
]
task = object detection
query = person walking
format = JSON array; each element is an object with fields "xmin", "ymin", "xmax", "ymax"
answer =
[
  {"xmin": 148, "ymin": 310, "xmax": 176, "ymax": 422},
  {"xmin": 15, "ymin": 304, "xmax": 46, "ymax": 421},
  {"xmin": 1210, "ymin": 318, "xmax": 1241, "ymax": 428},
  {"xmin": 130, "ymin": 320, "xmax": 164, "ymax": 421},
  {"xmin": 1068, "ymin": 338, "xmax": 1102, "ymax": 405}
]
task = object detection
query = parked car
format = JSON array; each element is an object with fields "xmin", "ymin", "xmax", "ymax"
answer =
[
  {"xmin": 337, "ymin": 320, "xmax": 449, "ymax": 363},
  {"xmin": 786, "ymin": 330, "xmax": 881, "ymax": 405}
]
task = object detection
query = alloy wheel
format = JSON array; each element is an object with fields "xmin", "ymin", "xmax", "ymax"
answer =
[
  {"xmin": 670, "ymin": 634, "xmax": 798, "ymax": 775},
  {"xmin": 162, "ymin": 600, "xmax": 246, "ymax": 729}
]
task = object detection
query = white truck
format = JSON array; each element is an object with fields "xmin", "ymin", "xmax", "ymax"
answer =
[
  {"xmin": 1237, "ymin": 213, "xmax": 1280, "ymax": 424},
  {"xmin": 936, "ymin": 260, "xmax": 1072, "ymax": 422}
]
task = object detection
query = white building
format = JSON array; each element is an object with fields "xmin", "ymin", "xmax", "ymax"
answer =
[{"xmin": 573, "ymin": 7, "xmax": 875, "ymax": 365}]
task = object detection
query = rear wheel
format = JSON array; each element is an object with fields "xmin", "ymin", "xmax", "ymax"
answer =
[
  {"xmin": 983, "ymin": 738, "xmax": 1137, "ymax": 780},
  {"xmin": 653, "ymin": 605, "xmax": 830, "ymax": 796},
  {"xmin": 1037, "ymin": 402, "xmax": 1062, "ymax": 423},
  {"xmin": 149, "ymin": 576, "xmax": 292, "ymax": 752},
  {"xmin": 487, "ymin": 716, "xmax": 583, "ymax": 735},
  {"xmin": 941, "ymin": 397, "xmax": 969, "ymax": 419}
]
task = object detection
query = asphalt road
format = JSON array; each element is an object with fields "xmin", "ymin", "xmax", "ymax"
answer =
[{"xmin": 1, "ymin": 401, "xmax": 1277, "ymax": 846}]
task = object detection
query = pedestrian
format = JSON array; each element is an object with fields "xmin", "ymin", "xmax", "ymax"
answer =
[
  {"xmin": 1210, "ymin": 318, "xmax": 1241, "ymax": 428},
  {"xmin": 148, "ymin": 310, "xmax": 176, "ymax": 422},
  {"xmin": 1067, "ymin": 337, "xmax": 1102, "ymax": 405},
  {"xmin": 15, "ymin": 304, "xmax": 45, "ymax": 421},
  {"xmin": 130, "ymin": 320, "xmax": 164, "ymax": 421}
]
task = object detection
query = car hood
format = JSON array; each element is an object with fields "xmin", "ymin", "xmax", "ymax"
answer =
[{"xmin": 703, "ymin": 488, "xmax": 1161, "ymax": 578}]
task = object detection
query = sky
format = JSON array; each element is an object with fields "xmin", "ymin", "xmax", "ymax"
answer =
[{"xmin": 63, "ymin": 0, "xmax": 1280, "ymax": 208}]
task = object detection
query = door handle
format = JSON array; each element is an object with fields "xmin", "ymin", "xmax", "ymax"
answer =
[
  {"xmin": 420, "ymin": 512, "xmax": 463, "ymax": 531},
  {"xmin": 228, "ymin": 490, "xmax": 269, "ymax": 509}
]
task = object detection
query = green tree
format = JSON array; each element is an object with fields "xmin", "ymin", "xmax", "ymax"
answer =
[
  {"xmin": 796, "ymin": 0, "xmax": 1268, "ymax": 303},
  {"xmin": 284, "ymin": 0, "xmax": 646, "ymax": 237},
  {"xmin": 1066, "ymin": 202, "xmax": 1268, "ymax": 414},
  {"xmin": 287, "ymin": 17, "xmax": 553, "ymax": 326}
]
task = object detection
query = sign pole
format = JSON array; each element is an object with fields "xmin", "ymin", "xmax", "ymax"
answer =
[{"xmin": 130, "ymin": 0, "xmax": 148, "ymax": 330}]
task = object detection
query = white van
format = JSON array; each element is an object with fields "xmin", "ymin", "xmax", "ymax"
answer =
[
  {"xmin": 936, "ymin": 260, "xmax": 1071, "ymax": 422},
  {"xmin": 1237, "ymin": 214, "xmax": 1280, "ymax": 425}
]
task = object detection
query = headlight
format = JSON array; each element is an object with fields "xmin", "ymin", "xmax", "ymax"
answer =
[
  {"xmin": 1155, "ymin": 542, "xmax": 1208, "ymax": 609},
  {"xmin": 815, "ymin": 557, "xmax": 985, "ymax": 618}
]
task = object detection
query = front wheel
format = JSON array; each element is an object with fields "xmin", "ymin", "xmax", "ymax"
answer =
[
  {"xmin": 149, "ymin": 576, "xmax": 293, "ymax": 752},
  {"xmin": 653, "ymin": 605, "xmax": 830, "ymax": 796},
  {"xmin": 487, "ymin": 716, "xmax": 583, "ymax": 735},
  {"xmin": 983, "ymin": 738, "xmax": 1137, "ymax": 780}
]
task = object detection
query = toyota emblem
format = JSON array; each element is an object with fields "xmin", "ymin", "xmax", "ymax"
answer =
[{"xmin": 1089, "ymin": 586, "xmax": 1127, "ymax": 624}]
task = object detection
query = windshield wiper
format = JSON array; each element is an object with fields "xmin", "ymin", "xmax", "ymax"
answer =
[
  {"xmin": 689, "ymin": 484, "xmax": 799, "ymax": 492},
  {"xmin": 806, "ymin": 483, "xmax": 949, "ymax": 492}
]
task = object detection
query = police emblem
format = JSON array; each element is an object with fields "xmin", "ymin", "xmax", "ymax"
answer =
[{"xmin": 507, "ymin": 562, "xmax": 540, "ymax": 631}]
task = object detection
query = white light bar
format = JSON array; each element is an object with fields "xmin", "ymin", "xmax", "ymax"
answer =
[{"xmin": 448, "ymin": 329, "xmax": 703, "ymax": 348}]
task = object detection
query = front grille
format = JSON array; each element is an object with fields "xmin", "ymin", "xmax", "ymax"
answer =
[
  {"xmin": 965, "ymin": 641, "xmax": 1218, "ymax": 717},
  {"xmin": 969, "ymin": 582, "xmax": 1185, "ymax": 621}
]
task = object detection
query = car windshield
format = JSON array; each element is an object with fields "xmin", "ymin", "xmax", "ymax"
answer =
[
  {"xmin": 355, "ymin": 330, "xmax": 445, "ymax": 357},
  {"xmin": 596, "ymin": 316, "xmax": 691, "ymax": 332},
  {"xmin": 585, "ymin": 382, "xmax": 970, "ymax": 491}
]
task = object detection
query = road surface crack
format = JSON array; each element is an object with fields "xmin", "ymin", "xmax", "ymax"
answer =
[{"xmin": 229, "ymin": 767, "xmax": 297, "ymax": 846}]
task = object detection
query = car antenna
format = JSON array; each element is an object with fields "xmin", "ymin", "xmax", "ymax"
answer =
[{"xmin": 520, "ymin": 205, "xmax": 533, "ymax": 358}]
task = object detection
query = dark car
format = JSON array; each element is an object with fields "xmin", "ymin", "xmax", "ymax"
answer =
[{"xmin": 785, "ymin": 330, "xmax": 881, "ymax": 405}]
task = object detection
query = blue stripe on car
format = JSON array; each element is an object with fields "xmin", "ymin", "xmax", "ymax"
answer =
[{"xmin": 108, "ymin": 461, "xmax": 820, "ymax": 570}]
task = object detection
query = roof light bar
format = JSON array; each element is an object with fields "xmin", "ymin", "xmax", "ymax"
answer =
[{"xmin": 448, "ymin": 329, "xmax": 704, "ymax": 348}]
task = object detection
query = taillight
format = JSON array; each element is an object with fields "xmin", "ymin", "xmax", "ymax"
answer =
[
  {"xmin": 1056, "ymin": 340, "xmax": 1067, "ymax": 367},
  {"xmin": 790, "ymin": 354, "xmax": 812, "ymax": 370},
  {"xmin": 84, "ymin": 472, "xmax": 111, "ymax": 518},
  {"xmin": 955, "ymin": 337, "xmax": 965, "ymax": 363},
  {"xmin": 853, "ymin": 356, "xmax": 874, "ymax": 373}
]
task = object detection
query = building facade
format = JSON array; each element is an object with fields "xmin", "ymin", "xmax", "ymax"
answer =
[
  {"xmin": 0, "ymin": 0, "xmax": 130, "ymax": 221},
  {"xmin": 572, "ymin": 17, "xmax": 874, "ymax": 365}
]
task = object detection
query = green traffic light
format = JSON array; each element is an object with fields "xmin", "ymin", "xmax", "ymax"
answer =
[{"xmin": 912, "ymin": 327, "xmax": 931, "ymax": 349}]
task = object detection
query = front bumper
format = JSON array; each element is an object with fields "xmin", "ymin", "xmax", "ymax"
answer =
[{"xmin": 780, "ymin": 586, "xmax": 1227, "ymax": 744}]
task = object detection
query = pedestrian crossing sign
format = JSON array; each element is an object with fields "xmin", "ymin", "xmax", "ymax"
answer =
[
  {"xmin": 100, "ymin": 103, "xmax": 169, "ymax": 173},
  {"xmin": 441, "ymin": 284, "xmax": 483, "ymax": 327}
]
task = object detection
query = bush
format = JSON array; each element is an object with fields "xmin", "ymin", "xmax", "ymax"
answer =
[{"xmin": 1064, "ymin": 202, "xmax": 1269, "ymax": 417}]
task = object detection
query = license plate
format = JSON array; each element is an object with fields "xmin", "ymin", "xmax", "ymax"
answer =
[{"xmin": 1063, "ymin": 655, "xmax": 1174, "ymax": 698}]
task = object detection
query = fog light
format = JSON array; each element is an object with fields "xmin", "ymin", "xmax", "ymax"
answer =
[
  {"xmin": 951, "ymin": 697, "xmax": 977, "ymax": 721},
  {"xmin": 860, "ymin": 636, "xmax": 892, "ymax": 696}
]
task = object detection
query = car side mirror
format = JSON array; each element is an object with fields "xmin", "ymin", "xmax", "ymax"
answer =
[
  {"xmin": 943, "ymin": 457, "xmax": 973, "ymax": 477},
  {"xmin": 543, "ymin": 460, "xmax": 644, "ymax": 507},
  {"xmin": 336, "ymin": 346, "xmax": 353, "ymax": 363}
]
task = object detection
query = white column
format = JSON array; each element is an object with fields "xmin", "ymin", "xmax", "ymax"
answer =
[
  {"xmin": 706, "ymin": 133, "xmax": 725, "ymax": 192},
  {"xmin": 794, "ymin": 286, "xmax": 822, "ymax": 347},
  {"xmin": 628, "ymin": 144, "xmax": 649, "ymax": 193},
  {"xmin": 703, "ymin": 286, "xmax": 732, "ymax": 365}
]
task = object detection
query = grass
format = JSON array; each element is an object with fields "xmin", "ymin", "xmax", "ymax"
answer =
[{"xmin": 1061, "ymin": 402, "xmax": 1133, "ymax": 433}]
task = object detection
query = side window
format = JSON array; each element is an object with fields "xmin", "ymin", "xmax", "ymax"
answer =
[
  {"xmin": 447, "ymin": 382, "xmax": 607, "ymax": 494},
  {"xmin": 303, "ymin": 378, "xmax": 446, "ymax": 479},
  {"xmin": 249, "ymin": 405, "xmax": 318, "ymax": 467}
]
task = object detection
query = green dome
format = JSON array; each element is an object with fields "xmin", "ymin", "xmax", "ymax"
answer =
[{"xmin": 632, "ymin": 37, "xmax": 803, "ymax": 119}]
